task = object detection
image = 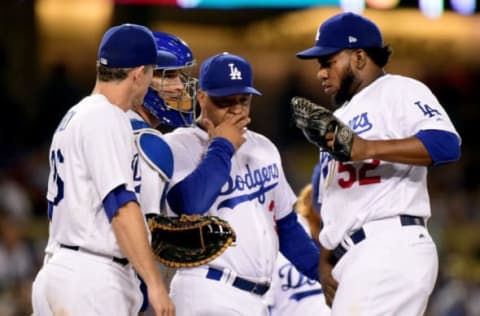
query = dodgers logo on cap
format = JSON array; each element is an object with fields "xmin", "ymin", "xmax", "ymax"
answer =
[
  {"xmin": 228, "ymin": 63, "xmax": 243, "ymax": 80},
  {"xmin": 199, "ymin": 52, "xmax": 261, "ymax": 97},
  {"xmin": 296, "ymin": 12, "xmax": 383, "ymax": 59}
]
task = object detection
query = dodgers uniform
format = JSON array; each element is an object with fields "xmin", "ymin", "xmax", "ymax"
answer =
[
  {"xmin": 32, "ymin": 94, "xmax": 144, "ymax": 315},
  {"xmin": 268, "ymin": 253, "xmax": 330, "ymax": 316},
  {"xmin": 317, "ymin": 74, "xmax": 461, "ymax": 315},
  {"xmin": 127, "ymin": 110, "xmax": 177, "ymax": 310},
  {"xmin": 128, "ymin": 110, "xmax": 172, "ymax": 216},
  {"xmin": 165, "ymin": 126, "xmax": 297, "ymax": 315},
  {"xmin": 267, "ymin": 217, "xmax": 330, "ymax": 316}
]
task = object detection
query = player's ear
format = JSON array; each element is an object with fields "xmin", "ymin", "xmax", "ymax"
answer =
[
  {"xmin": 352, "ymin": 49, "xmax": 367, "ymax": 70},
  {"xmin": 130, "ymin": 66, "xmax": 144, "ymax": 82},
  {"xmin": 197, "ymin": 90, "xmax": 207, "ymax": 105},
  {"xmin": 132, "ymin": 65, "xmax": 151, "ymax": 82}
]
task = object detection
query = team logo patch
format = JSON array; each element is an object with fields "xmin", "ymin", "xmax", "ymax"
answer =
[
  {"xmin": 414, "ymin": 101, "xmax": 442, "ymax": 118},
  {"xmin": 228, "ymin": 63, "xmax": 242, "ymax": 80}
]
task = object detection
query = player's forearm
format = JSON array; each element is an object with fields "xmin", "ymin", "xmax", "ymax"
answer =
[
  {"xmin": 278, "ymin": 212, "xmax": 320, "ymax": 280},
  {"xmin": 319, "ymin": 244, "xmax": 333, "ymax": 266},
  {"xmin": 352, "ymin": 136, "xmax": 432, "ymax": 165},
  {"xmin": 112, "ymin": 201, "xmax": 166, "ymax": 289},
  {"xmin": 318, "ymin": 243, "xmax": 337, "ymax": 306}
]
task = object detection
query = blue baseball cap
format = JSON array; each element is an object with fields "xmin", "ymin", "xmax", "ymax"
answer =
[
  {"xmin": 98, "ymin": 23, "xmax": 171, "ymax": 68},
  {"xmin": 297, "ymin": 12, "xmax": 383, "ymax": 59},
  {"xmin": 199, "ymin": 52, "xmax": 261, "ymax": 97}
]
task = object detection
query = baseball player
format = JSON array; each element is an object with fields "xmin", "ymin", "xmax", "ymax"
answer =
[
  {"xmin": 163, "ymin": 52, "xmax": 320, "ymax": 315},
  {"xmin": 267, "ymin": 184, "xmax": 330, "ymax": 316},
  {"xmin": 128, "ymin": 31, "xmax": 197, "ymax": 218},
  {"xmin": 296, "ymin": 12, "xmax": 461, "ymax": 315},
  {"xmin": 31, "ymin": 24, "xmax": 174, "ymax": 316},
  {"xmin": 126, "ymin": 31, "xmax": 197, "ymax": 313}
]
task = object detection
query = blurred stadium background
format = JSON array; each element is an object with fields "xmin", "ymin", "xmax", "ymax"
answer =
[{"xmin": 0, "ymin": 0, "xmax": 479, "ymax": 315}]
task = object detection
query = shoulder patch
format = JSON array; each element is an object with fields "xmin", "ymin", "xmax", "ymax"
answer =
[{"xmin": 135, "ymin": 129, "xmax": 173, "ymax": 181}]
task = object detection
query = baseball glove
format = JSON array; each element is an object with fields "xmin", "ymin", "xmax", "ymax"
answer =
[
  {"xmin": 146, "ymin": 214, "xmax": 236, "ymax": 268},
  {"xmin": 291, "ymin": 96, "xmax": 354, "ymax": 161}
]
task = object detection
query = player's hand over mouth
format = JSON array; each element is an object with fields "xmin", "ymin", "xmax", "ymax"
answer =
[{"xmin": 202, "ymin": 114, "xmax": 250, "ymax": 150}]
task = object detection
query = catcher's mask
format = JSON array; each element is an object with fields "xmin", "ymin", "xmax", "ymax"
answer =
[{"xmin": 143, "ymin": 32, "xmax": 198, "ymax": 127}]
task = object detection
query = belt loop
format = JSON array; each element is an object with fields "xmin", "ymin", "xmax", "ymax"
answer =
[{"xmin": 224, "ymin": 269, "xmax": 235, "ymax": 284}]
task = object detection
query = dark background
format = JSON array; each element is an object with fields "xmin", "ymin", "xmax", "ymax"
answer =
[{"xmin": 0, "ymin": 1, "xmax": 479, "ymax": 315}]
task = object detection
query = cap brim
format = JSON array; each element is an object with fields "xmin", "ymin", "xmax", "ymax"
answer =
[
  {"xmin": 156, "ymin": 51, "xmax": 177, "ymax": 67},
  {"xmin": 296, "ymin": 46, "xmax": 342, "ymax": 59},
  {"xmin": 206, "ymin": 86, "xmax": 262, "ymax": 97}
]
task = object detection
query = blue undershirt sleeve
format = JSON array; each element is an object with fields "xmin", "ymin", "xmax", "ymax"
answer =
[
  {"xmin": 137, "ymin": 275, "xmax": 149, "ymax": 313},
  {"xmin": 415, "ymin": 129, "xmax": 461, "ymax": 166},
  {"xmin": 167, "ymin": 137, "xmax": 235, "ymax": 215},
  {"xmin": 103, "ymin": 184, "xmax": 138, "ymax": 222},
  {"xmin": 311, "ymin": 161, "xmax": 321, "ymax": 212},
  {"xmin": 277, "ymin": 211, "xmax": 320, "ymax": 281}
]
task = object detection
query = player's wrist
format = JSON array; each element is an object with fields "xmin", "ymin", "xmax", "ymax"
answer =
[
  {"xmin": 145, "ymin": 276, "xmax": 168, "ymax": 295},
  {"xmin": 351, "ymin": 136, "xmax": 372, "ymax": 161}
]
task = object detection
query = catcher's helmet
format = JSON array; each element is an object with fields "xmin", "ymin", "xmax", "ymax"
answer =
[{"xmin": 143, "ymin": 32, "xmax": 197, "ymax": 127}]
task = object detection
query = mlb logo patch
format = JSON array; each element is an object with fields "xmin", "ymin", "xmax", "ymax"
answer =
[{"xmin": 348, "ymin": 36, "xmax": 358, "ymax": 43}]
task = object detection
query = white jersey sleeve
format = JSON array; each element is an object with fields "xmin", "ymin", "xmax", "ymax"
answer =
[
  {"xmin": 82, "ymin": 104, "xmax": 137, "ymax": 199},
  {"xmin": 397, "ymin": 77, "xmax": 460, "ymax": 137}
]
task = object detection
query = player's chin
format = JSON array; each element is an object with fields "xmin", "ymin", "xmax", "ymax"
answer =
[{"xmin": 322, "ymin": 85, "xmax": 337, "ymax": 95}]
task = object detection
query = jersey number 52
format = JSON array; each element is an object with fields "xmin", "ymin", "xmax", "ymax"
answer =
[{"xmin": 337, "ymin": 160, "xmax": 381, "ymax": 188}]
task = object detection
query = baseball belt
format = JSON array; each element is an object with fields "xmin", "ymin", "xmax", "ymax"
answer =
[
  {"xmin": 59, "ymin": 244, "xmax": 129, "ymax": 266},
  {"xmin": 206, "ymin": 267, "xmax": 270, "ymax": 296},
  {"xmin": 331, "ymin": 215, "xmax": 425, "ymax": 264}
]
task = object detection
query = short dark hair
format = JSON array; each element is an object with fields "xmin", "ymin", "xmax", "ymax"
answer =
[
  {"xmin": 96, "ymin": 63, "xmax": 131, "ymax": 82},
  {"xmin": 363, "ymin": 45, "xmax": 392, "ymax": 68}
]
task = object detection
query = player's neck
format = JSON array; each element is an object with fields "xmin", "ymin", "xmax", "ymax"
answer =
[
  {"xmin": 92, "ymin": 80, "xmax": 132, "ymax": 112},
  {"xmin": 136, "ymin": 106, "xmax": 158, "ymax": 128},
  {"xmin": 351, "ymin": 69, "xmax": 386, "ymax": 98},
  {"xmin": 363, "ymin": 69, "xmax": 386, "ymax": 88}
]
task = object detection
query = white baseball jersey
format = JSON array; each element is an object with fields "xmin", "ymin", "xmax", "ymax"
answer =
[
  {"xmin": 317, "ymin": 74, "xmax": 461, "ymax": 249},
  {"xmin": 33, "ymin": 94, "xmax": 144, "ymax": 316},
  {"xmin": 47, "ymin": 94, "xmax": 140, "ymax": 259},
  {"xmin": 268, "ymin": 253, "xmax": 330, "ymax": 316},
  {"xmin": 165, "ymin": 126, "xmax": 296, "ymax": 281},
  {"xmin": 267, "ymin": 217, "xmax": 330, "ymax": 316}
]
